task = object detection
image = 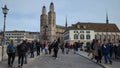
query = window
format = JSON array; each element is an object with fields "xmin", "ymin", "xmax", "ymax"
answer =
[
  {"xmin": 64, "ymin": 35, "xmax": 69, "ymax": 40},
  {"xmin": 74, "ymin": 31, "xmax": 78, "ymax": 33},
  {"xmin": 77, "ymin": 25, "xmax": 80, "ymax": 28},
  {"xmin": 107, "ymin": 35, "xmax": 110, "ymax": 39},
  {"xmin": 102, "ymin": 35, "xmax": 106, "ymax": 39},
  {"xmin": 80, "ymin": 31, "xmax": 84, "ymax": 33},
  {"xmin": 86, "ymin": 35, "xmax": 90, "ymax": 39},
  {"xmin": 86, "ymin": 31, "xmax": 90, "ymax": 33},
  {"xmin": 80, "ymin": 25, "xmax": 84, "ymax": 29},
  {"xmin": 74, "ymin": 34, "xmax": 78, "ymax": 39},
  {"xmin": 80, "ymin": 34, "xmax": 84, "ymax": 39}
]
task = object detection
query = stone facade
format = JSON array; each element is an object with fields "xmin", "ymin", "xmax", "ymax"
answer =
[{"xmin": 40, "ymin": 2, "xmax": 66, "ymax": 43}]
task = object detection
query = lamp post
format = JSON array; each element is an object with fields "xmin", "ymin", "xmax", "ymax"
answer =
[{"xmin": 2, "ymin": 5, "xmax": 9, "ymax": 61}]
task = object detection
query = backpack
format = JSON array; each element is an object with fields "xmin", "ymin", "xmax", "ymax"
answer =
[
  {"xmin": 33, "ymin": 43, "xmax": 36, "ymax": 49},
  {"xmin": 7, "ymin": 44, "xmax": 15, "ymax": 53},
  {"xmin": 20, "ymin": 44, "xmax": 26, "ymax": 52}
]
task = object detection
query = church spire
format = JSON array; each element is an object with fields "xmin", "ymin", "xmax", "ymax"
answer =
[
  {"xmin": 42, "ymin": 6, "xmax": 46, "ymax": 14},
  {"xmin": 106, "ymin": 12, "xmax": 109, "ymax": 24},
  {"xmin": 65, "ymin": 17, "xmax": 68, "ymax": 30},
  {"xmin": 50, "ymin": 2, "xmax": 54, "ymax": 12}
]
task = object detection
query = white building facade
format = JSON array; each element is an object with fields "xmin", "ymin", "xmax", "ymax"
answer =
[
  {"xmin": 64, "ymin": 22, "xmax": 120, "ymax": 45},
  {"xmin": 0, "ymin": 30, "xmax": 40, "ymax": 45}
]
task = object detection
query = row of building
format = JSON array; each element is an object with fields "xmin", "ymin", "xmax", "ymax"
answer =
[
  {"xmin": 40, "ymin": 2, "xmax": 120, "ymax": 45},
  {"xmin": 0, "ymin": 2, "xmax": 120, "ymax": 46},
  {"xmin": 0, "ymin": 30, "xmax": 40, "ymax": 45}
]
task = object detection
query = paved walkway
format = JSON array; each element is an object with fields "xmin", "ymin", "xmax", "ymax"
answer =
[
  {"xmin": 78, "ymin": 51, "xmax": 120, "ymax": 68},
  {"xmin": 22, "ymin": 50, "xmax": 103, "ymax": 68},
  {"xmin": 0, "ymin": 52, "xmax": 42, "ymax": 68},
  {"xmin": 0, "ymin": 50, "xmax": 119, "ymax": 68},
  {"xmin": 0, "ymin": 50, "xmax": 103, "ymax": 68}
]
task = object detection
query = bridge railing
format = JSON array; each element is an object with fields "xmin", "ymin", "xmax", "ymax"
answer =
[{"xmin": 0, "ymin": 45, "xmax": 8, "ymax": 62}]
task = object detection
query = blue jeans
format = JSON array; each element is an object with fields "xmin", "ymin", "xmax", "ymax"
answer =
[
  {"xmin": 66, "ymin": 48, "xmax": 69, "ymax": 54},
  {"xmin": 24, "ymin": 54, "xmax": 28, "ymax": 63},
  {"xmin": 78, "ymin": 48, "xmax": 80, "ymax": 53},
  {"xmin": 45, "ymin": 49, "xmax": 48, "ymax": 54},
  {"xmin": 103, "ymin": 54, "xmax": 112, "ymax": 63}
]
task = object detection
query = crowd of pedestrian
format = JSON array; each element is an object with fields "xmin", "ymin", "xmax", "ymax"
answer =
[
  {"xmin": 6, "ymin": 38, "xmax": 120, "ymax": 67},
  {"xmin": 86, "ymin": 39, "xmax": 120, "ymax": 64},
  {"xmin": 6, "ymin": 38, "xmax": 60, "ymax": 68}
]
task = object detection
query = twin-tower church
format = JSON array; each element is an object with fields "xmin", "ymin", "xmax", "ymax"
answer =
[
  {"xmin": 40, "ymin": 2, "xmax": 120, "ymax": 44},
  {"xmin": 40, "ymin": 2, "xmax": 66, "ymax": 43}
]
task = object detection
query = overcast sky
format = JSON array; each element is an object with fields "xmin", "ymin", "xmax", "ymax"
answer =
[{"xmin": 0, "ymin": 0, "xmax": 120, "ymax": 32}]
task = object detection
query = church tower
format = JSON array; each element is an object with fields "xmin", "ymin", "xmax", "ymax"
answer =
[
  {"xmin": 40, "ymin": 6, "xmax": 48, "ymax": 43},
  {"xmin": 48, "ymin": 2, "xmax": 56, "ymax": 42}
]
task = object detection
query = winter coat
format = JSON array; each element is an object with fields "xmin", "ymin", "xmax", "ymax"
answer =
[
  {"xmin": 117, "ymin": 44, "xmax": 120, "ymax": 57},
  {"xmin": 93, "ymin": 43, "xmax": 100, "ymax": 56},
  {"xmin": 17, "ymin": 43, "xmax": 27, "ymax": 55},
  {"xmin": 102, "ymin": 43, "xmax": 110, "ymax": 55}
]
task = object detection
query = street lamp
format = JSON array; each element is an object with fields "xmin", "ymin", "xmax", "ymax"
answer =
[{"xmin": 2, "ymin": 5, "xmax": 9, "ymax": 61}]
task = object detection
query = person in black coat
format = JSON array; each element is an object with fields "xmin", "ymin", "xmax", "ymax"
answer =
[
  {"xmin": 113, "ymin": 44, "xmax": 118, "ymax": 59},
  {"xmin": 36, "ymin": 41, "xmax": 41, "ymax": 56},
  {"xmin": 24, "ymin": 40, "xmax": 30, "ymax": 64},
  {"xmin": 48, "ymin": 42, "xmax": 53, "ymax": 54},
  {"xmin": 17, "ymin": 40, "xmax": 27, "ymax": 67},
  {"xmin": 117, "ymin": 40, "xmax": 120, "ymax": 58},
  {"xmin": 65, "ymin": 42, "xmax": 69, "ymax": 54},
  {"xmin": 53, "ymin": 40, "xmax": 59, "ymax": 59},
  {"xmin": 60, "ymin": 42, "xmax": 65, "ymax": 54}
]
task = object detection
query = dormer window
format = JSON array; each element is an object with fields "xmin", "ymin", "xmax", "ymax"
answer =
[
  {"xmin": 80, "ymin": 25, "xmax": 84, "ymax": 29},
  {"xmin": 83, "ymin": 25, "xmax": 86, "ymax": 29},
  {"xmin": 77, "ymin": 25, "xmax": 80, "ymax": 28}
]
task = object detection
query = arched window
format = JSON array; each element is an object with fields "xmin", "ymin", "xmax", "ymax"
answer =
[
  {"xmin": 107, "ymin": 35, "xmax": 110, "ymax": 39},
  {"xmin": 80, "ymin": 34, "xmax": 84, "ymax": 39},
  {"xmin": 96, "ymin": 34, "xmax": 100, "ymax": 39},
  {"xmin": 95, "ymin": 34, "xmax": 97, "ymax": 39},
  {"xmin": 102, "ymin": 35, "xmax": 105, "ymax": 39},
  {"xmin": 86, "ymin": 35, "xmax": 90, "ymax": 39},
  {"xmin": 74, "ymin": 34, "xmax": 78, "ymax": 39},
  {"xmin": 99, "ymin": 35, "xmax": 101, "ymax": 40}
]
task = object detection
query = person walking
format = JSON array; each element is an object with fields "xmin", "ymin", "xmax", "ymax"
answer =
[
  {"xmin": 102, "ymin": 39, "xmax": 112, "ymax": 64},
  {"xmin": 73, "ymin": 42, "xmax": 77, "ymax": 54},
  {"xmin": 65, "ymin": 42, "xmax": 69, "ymax": 54},
  {"xmin": 7, "ymin": 40, "xmax": 16, "ymax": 67},
  {"xmin": 45, "ymin": 42, "xmax": 49, "ymax": 54},
  {"xmin": 60, "ymin": 42, "xmax": 65, "ymax": 54},
  {"xmin": 24, "ymin": 40, "xmax": 29, "ymax": 64},
  {"xmin": 36, "ymin": 41, "xmax": 41, "ymax": 56},
  {"xmin": 76, "ymin": 41, "xmax": 81, "ymax": 53},
  {"xmin": 30, "ymin": 41, "xmax": 35, "ymax": 58},
  {"xmin": 48, "ymin": 42, "xmax": 52, "ymax": 55},
  {"xmin": 117, "ymin": 40, "xmax": 120, "ymax": 58},
  {"xmin": 90, "ymin": 39, "xmax": 96, "ymax": 60},
  {"xmin": 17, "ymin": 40, "xmax": 27, "ymax": 67},
  {"xmin": 53, "ymin": 40, "xmax": 59, "ymax": 59},
  {"xmin": 97, "ymin": 40, "xmax": 102, "ymax": 63},
  {"xmin": 93, "ymin": 39, "xmax": 102, "ymax": 63},
  {"xmin": 113, "ymin": 44, "xmax": 118, "ymax": 59}
]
